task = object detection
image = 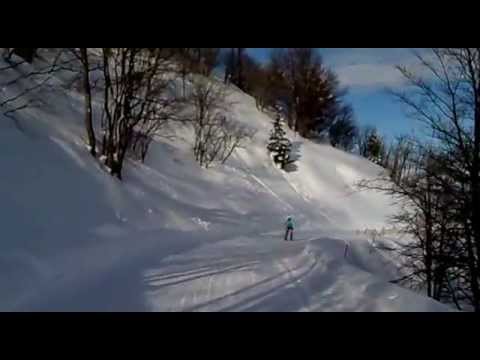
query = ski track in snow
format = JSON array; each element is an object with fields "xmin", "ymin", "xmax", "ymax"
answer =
[
  {"xmin": 248, "ymin": 174, "xmax": 294, "ymax": 211},
  {"xmin": 136, "ymin": 233, "xmax": 447, "ymax": 312}
]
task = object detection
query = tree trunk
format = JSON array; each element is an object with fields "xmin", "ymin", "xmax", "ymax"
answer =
[
  {"xmin": 225, "ymin": 48, "xmax": 235, "ymax": 85},
  {"xmin": 468, "ymin": 49, "xmax": 480, "ymax": 311},
  {"xmin": 114, "ymin": 144, "xmax": 128, "ymax": 180},
  {"xmin": 237, "ymin": 48, "xmax": 244, "ymax": 91},
  {"xmin": 79, "ymin": 48, "xmax": 96, "ymax": 157},
  {"xmin": 182, "ymin": 69, "xmax": 187, "ymax": 99},
  {"xmin": 425, "ymin": 179, "xmax": 434, "ymax": 298}
]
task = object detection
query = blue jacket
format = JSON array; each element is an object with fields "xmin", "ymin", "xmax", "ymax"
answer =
[{"xmin": 286, "ymin": 218, "xmax": 295, "ymax": 229}]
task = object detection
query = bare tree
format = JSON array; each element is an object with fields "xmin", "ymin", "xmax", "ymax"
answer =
[
  {"xmin": 355, "ymin": 125, "xmax": 376, "ymax": 157},
  {"xmin": 383, "ymin": 135, "xmax": 415, "ymax": 184},
  {"xmin": 100, "ymin": 48, "xmax": 177, "ymax": 179},
  {"xmin": 394, "ymin": 48, "xmax": 480, "ymax": 311},
  {"xmin": 185, "ymin": 75, "xmax": 254, "ymax": 168},
  {"xmin": 78, "ymin": 48, "xmax": 96, "ymax": 156},
  {"xmin": 358, "ymin": 146, "xmax": 465, "ymax": 309},
  {"xmin": 358, "ymin": 48, "xmax": 480, "ymax": 311},
  {"xmin": 128, "ymin": 94, "xmax": 181, "ymax": 163}
]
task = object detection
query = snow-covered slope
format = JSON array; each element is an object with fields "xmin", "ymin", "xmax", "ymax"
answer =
[{"xmin": 0, "ymin": 53, "xmax": 451, "ymax": 311}]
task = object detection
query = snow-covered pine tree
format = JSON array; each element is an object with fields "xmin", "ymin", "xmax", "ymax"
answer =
[{"xmin": 267, "ymin": 115, "xmax": 293, "ymax": 169}]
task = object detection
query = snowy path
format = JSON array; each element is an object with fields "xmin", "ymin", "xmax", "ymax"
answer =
[
  {"xmin": 9, "ymin": 229, "xmax": 450, "ymax": 312},
  {"xmin": 143, "ymin": 235, "xmax": 318, "ymax": 312},
  {"xmin": 90, "ymin": 231, "xmax": 447, "ymax": 312}
]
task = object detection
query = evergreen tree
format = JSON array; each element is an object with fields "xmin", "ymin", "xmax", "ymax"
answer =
[
  {"xmin": 366, "ymin": 131, "xmax": 384, "ymax": 165},
  {"xmin": 267, "ymin": 115, "xmax": 293, "ymax": 169}
]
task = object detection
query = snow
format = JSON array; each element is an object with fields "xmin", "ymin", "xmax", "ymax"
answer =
[{"xmin": 0, "ymin": 51, "xmax": 452, "ymax": 311}]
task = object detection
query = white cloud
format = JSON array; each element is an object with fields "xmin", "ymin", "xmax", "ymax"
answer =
[
  {"xmin": 335, "ymin": 63, "xmax": 407, "ymax": 90},
  {"xmin": 321, "ymin": 48, "xmax": 433, "ymax": 92}
]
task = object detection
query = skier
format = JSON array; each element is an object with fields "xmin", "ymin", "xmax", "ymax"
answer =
[{"xmin": 284, "ymin": 215, "xmax": 295, "ymax": 241}]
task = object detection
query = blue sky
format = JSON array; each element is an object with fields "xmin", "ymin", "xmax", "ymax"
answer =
[{"xmin": 246, "ymin": 48, "xmax": 427, "ymax": 142}]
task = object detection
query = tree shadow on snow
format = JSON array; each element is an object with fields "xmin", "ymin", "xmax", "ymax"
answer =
[
  {"xmin": 144, "ymin": 261, "xmax": 260, "ymax": 291},
  {"xmin": 179, "ymin": 257, "xmax": 317, "ymax": 312},
  {"xmin": 284, "ymin": 141, "xmax": 302, "ymax": 173}
]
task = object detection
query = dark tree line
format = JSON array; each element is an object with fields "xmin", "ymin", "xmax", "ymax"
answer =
[
  {"xmin": 349, "ymin": 124, "xmax": 386, "ymax": 165},
  {"xmin": 223, "ymin": 48, "xmax": 246, "ymax": 91},
  {"xmin": 177, "ymin": 48, "xmax": 221, "ymax": 98},
  {"xmin": 222, "ymin": 48, "xmax": 360, "ymax": 150},
  {"xmin": 329, "ymin": 105, "xmax": 358, "ymax": 151}
]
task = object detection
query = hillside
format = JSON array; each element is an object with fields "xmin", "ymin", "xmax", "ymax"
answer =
[{"xmin": 0, "ymin": 52, "xmax": 450, "ymax": 311}]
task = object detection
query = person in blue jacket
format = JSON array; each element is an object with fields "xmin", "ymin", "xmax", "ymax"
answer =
[{"xmin": 284, "ymin": 216, "xmax": 295, "ymax": 241}]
